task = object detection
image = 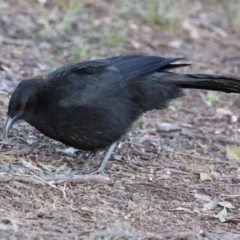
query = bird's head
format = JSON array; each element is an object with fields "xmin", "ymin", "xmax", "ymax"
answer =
[{"xmin": 4, "ymin": 79, "xmax": 41, "ymax": 137}]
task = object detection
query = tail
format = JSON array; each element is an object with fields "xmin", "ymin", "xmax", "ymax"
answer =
[
  {"xmin": 127, "ymin": 72, "xmax": 240, "ymax": 112},
  {"xmin": 117, "ymin": 56, "xmax": 240, "ymax": 111},
  {"xmin": 159, "ymin": 73, "xmax": 240, "ymax": 93}
]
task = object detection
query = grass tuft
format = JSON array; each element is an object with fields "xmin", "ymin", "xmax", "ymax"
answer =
[{"xmin": 38, "ymin": 0, "xmax": 83, "ymax": 37}]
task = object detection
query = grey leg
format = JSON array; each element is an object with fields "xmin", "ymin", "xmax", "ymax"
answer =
[
  {"xmin": 86, "ymin": 142, "xmax": 117, "ymax": 174},
  {"xmin": 85, "ymin": 151, "xmax": 97, "ymax": 160},
  {"xmin": 81, "ymin": 150, "xmax": 97, "ymax": 170}
]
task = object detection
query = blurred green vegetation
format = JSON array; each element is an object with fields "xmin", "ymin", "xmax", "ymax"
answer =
[
  {"xmin": 39, "ymin": 0, "xmax": 240, "ymax": 37},
  {"xmin": 1, "ymin": 0, "xmax": 239, "ymax": 66},
  {"xmin": 37, "ymin": 0, "xmax": 240, "ymax": 69},
  {"xmin": 202, "ymin": 93, "xmax": 220, "ymax": 104},
  {"xmin": 38, "ymin": 0, "xmax": 83, "ymax": 37}
]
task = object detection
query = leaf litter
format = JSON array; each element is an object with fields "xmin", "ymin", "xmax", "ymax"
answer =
[{"xmin": 0, "ymin": 0, "xmax": 240, "ymax": 239}]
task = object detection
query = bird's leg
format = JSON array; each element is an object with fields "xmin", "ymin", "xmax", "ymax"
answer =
[
  {"xmin": 85, "ymin": 142, "xmax": 117, "ymax": 174},
  {"xmin": 81, "ymin": 150, "xmax": 97, "ymax": 171}
]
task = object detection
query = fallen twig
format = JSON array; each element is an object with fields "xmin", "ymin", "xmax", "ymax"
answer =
[
  {"xmin": 30, "ymin": 171, "xmax": 58, "ymax": 189},
  {"xmin": 88, "ymin": 229, "xmax": 199, "ymax": 239},
  {"xmin": 175, "ymin": 151, "xmax": 228, "ymax": 164},
  {"xmin": 40, "ymin": 173, "xmax": 112, "ymax": 184},
  {"xmin": 199, "ymin": 230, "xmax": 217, "ymax": 240},
  {"xmin": 4, "ymin": 185, "xmax": 23, "ymax": 196},
  {"xmin": 0, "ymin": 173, "xmax": 112, "ymax": 185}
]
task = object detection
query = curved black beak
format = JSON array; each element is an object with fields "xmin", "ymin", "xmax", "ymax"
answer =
[{"xmin": 4, "ymin": 114, "xmax": 22, "ymax": 138}]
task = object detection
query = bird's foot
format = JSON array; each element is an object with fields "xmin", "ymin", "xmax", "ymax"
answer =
[
  {"xmin": 82, "ymin": 164, "xmax": 118, "ymax": 179},
  {"xmin": 69, "ymin": 143, "xmax": 117, "ymax": 178}
]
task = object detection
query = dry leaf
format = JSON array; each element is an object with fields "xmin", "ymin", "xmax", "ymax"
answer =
[
  {"xmin": 216, "ymin": 108, "xmax": 232, "ymax": 115},
  {"xmin": 194, "ymin": 193, "xmax": 211, "ymax": 202},
  {"xmin": 214, "ymin": 207, "xmax": 228, "ymax": 219},
  {"xmin": 226, "ymin": 145, "xmax": 240, "ymax": 161},
  {"xmin": 230, "ymin": 115, "xmax": 238, "ymax": 123},
  {"xmin": 0, "ymin": 217, "xmax": 19, "ymax": 231},
  {"xmin": 236, "ymin": 168, "xmax": 240, "ymax": 179},
  {"xmin": 157, "ymin": 122, "xmax": 181, "ymax": 132},
  {"xmin": 202, "ymin": 199, "xmax": 219, "ymax": 212},
  {"xmin": 168, "ymin": 40, "xmax": 182, "ymax": 48},
  {"xmin": 127, "ymin": 200, "xmax": 138, "ymax": 211},
  {"xmin": 130, "ymin": 40, "xmax": 141, "ymax": 49},
  {"xmin": 218, "ymin": 217, "xmax": 226, "ymax": 223},
  {"xmin": 200, "ymin": 172, "xmax": 211, "ymax": 181},
  {"xmin": 182, "ymin": 19, "xmax": 200, "ymax": 40},
  {"xmin": 56, "ymin": 147, "xmax": 78, "ymax": 155},
  {"xmin": 175, "ymin": 207, "xmax": 193, "ymax": 213},
  {"xmin": 219, "ymin": 202, "xmax": 235, "ymax": 209}
]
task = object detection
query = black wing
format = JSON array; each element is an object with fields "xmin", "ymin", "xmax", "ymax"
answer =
[{"xmin": 45, "ymin": 55, "xmax": 186, "ymax": 107}]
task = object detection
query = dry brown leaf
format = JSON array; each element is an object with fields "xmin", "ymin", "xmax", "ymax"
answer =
[
  {"xmin": 127, "ymin": 200, "xmax": 138, "ymax": 211},
  {"xmin": 130, "ymin": 40, "xmax": 141, "ymax": 49},
  {"xmin": 216, "ymin": 108, "xmax": 233, "ymax": 115},
  {"xmin": 230, "ymin": 115, "xmax": 238, "ymax": 123},
  {"xmin": 182, "ymin": 19, "xmax": 200, "ymax": 40},
  {"xmin": 200, "ymin": 172, "xmax": 211, "ymax": 181}
]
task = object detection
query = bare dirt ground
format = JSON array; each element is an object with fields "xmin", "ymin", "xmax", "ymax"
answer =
[{"xmin": 0, "ymin": 0, "xmax": 240, "ymax": 239}]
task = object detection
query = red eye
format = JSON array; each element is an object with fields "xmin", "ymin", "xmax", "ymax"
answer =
[{"xmin": 19, "ymin": 104, "xmax": 26, "ymax": 110}]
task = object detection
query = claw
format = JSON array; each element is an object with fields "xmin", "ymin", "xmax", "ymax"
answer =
[{"xmin": 84, "ymin": 142, "xmax": 117, "ymax": 174}]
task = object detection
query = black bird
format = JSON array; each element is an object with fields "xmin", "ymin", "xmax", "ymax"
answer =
[{"xmin": 4, "ymin": 55, "xmax": 240, "ymax": 173}]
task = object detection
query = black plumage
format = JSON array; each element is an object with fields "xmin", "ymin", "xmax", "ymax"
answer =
[{"xmin": 4, "ymin": 55, "xmax": 240, "ymax": 173}]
